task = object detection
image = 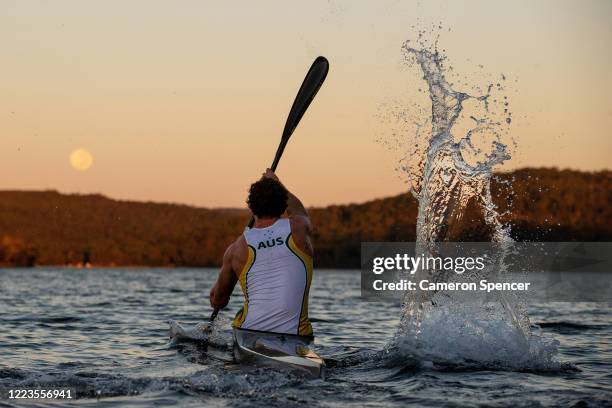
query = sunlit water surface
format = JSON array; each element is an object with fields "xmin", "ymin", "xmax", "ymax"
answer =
[{"xmin": 0, "ymin": 268, "xmax": 610, "ymax": 407}]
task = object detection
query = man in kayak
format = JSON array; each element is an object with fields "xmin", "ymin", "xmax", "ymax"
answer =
[{"xmin": 209, "ymin": 169, "xmax": 314, "ymax": 337}]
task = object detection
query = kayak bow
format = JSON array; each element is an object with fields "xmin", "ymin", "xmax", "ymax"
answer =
[{"xmin": 232, "ymin": 328, "xmax": 325, "ymax": 378}]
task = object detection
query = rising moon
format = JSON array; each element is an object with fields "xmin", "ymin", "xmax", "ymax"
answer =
[{"xmin": 70, "ymin": 149, "xmax": 93, "ymax": 171}]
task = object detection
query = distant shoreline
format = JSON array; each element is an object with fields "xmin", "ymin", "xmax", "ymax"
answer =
[{"xmin": 1, "ymin": 167, "xmax": 610, "ymax": 268}]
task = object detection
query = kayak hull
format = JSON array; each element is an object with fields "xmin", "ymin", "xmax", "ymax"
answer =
[{"xmin": 232, "ymin": 328, "xmax": 325, "ymax": 378}]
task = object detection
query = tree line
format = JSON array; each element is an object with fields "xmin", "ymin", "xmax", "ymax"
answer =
[{"xmin": 0, "ymin": 168, "xmax": 609, "ymax": 268}]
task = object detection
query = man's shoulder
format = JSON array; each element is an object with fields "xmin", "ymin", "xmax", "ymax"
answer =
[
  {"xmin": 226, "ymin": 234, "xmax": 248, "ymax": 273},
  {"xmin": 232, "ymin": 234, "xmax": 247, "ymax": 250},
  {"xmin": 225, "ymin": 234, "xmax": 246, "ymax": 256}
]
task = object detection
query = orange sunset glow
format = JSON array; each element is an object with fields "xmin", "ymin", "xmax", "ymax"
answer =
[{"xmin": 1, "ymin": 0, "xmax": 610, "ymax": 207}]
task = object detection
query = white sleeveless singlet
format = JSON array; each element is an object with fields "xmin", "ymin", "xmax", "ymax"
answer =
[{"xmin": 232, "ymin": 218, "xmax": 313, "ymax": 336}]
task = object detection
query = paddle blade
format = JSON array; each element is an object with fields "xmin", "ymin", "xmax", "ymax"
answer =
[
  {"xmin": 283, "ymin": 56, "xmax": 329, "ymax": 141},
  {"xmin": 271, "ymin": 56, "xmax": 329, "ymax": 170}
]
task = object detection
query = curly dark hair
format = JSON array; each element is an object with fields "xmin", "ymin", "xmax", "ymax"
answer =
[{"xmin": 247, "ymin": 178, "xmax": 288, "ymax": 219}]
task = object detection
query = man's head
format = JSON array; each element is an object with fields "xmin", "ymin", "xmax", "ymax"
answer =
[{"xmin": 247, "ymin": 177, "xmax": 288, "ymax": 219}]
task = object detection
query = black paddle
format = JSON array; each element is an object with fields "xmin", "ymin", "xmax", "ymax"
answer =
[
  {"xmin": 209, "ymin": 56, "xmax": 329, "ymax": 323},
  {"xmin": 249, "ymin": 56, "xmax": 329, "ymax": 227}
]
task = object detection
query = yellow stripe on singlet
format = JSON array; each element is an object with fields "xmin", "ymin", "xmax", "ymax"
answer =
[
  {"xmin": 286, "ymin": 235, "xmax": 313, "ymax": 336},
  {"xmin": 232, "ymin": 245, "xmax": 256, "ymax": 328}
]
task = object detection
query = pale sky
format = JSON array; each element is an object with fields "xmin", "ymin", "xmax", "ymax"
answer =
[{"xmin": 1, "ymin": 0, "xmax": 610, "ymax": 207}]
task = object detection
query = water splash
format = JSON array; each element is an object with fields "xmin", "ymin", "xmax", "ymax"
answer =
[
  {"xmin": 385, "ymin": 33, "xmax": 560, "ymax": 370},
  {"xmin": 402, "ymin": 42, "xmax": 512, "ymax": 246}
]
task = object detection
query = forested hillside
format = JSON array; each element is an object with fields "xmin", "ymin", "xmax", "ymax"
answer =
[{"xmin": 1, "ymin": 168, "xmax": 610, "ymax": 268}]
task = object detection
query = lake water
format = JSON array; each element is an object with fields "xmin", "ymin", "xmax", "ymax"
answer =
[{"xmin": 1, "ymin": 268, "xmax": 610, "ymax": 407}]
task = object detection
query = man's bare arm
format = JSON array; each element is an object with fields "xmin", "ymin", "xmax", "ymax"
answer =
[
  {"xmin": 286, "ymin": 190, "xmax": 309, "ymax": 218},
  {"xmin": 209, "ymin": 244, "xmax": 238, "ymax": 310},
  {"xmin": 262, "ymin": 168, "xmax": 309, "ymax": 218}
]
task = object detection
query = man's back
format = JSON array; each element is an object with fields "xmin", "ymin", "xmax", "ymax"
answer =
[
  {"xmin": 209, "ymin": 169, "xmax": 315, "ymax": 336},
  {"xmin": 232, "ymin": 218, "xmax": 313, "ymax": 336}
]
